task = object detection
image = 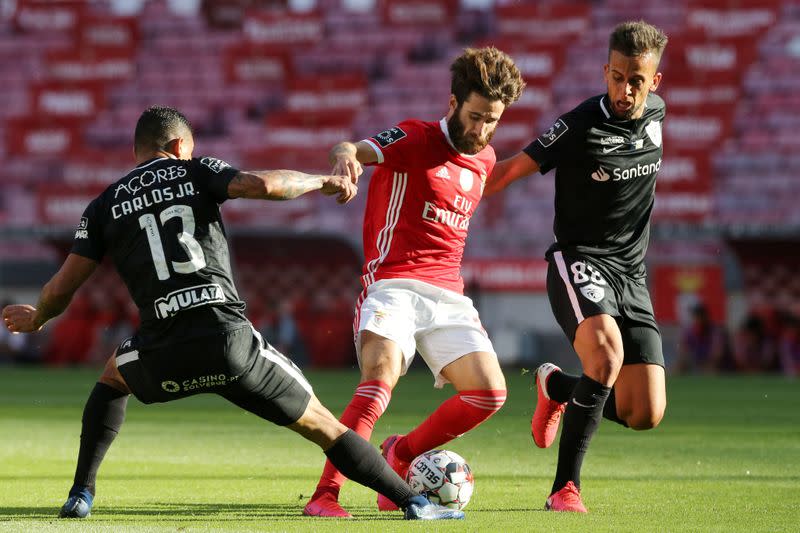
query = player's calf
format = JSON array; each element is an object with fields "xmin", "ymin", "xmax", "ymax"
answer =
[{"xmin": 393, "ymin": 389, "xmax": 506, "ymax": 465}]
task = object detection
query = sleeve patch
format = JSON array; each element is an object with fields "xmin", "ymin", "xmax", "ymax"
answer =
[
  {"xmin": 537, "ymin": 119, "xmax": 569, "ymax": 148},
  {"xmin": 200, "ymin": 156, "xmax": 232, "ymax": 173},
  {"xmin": 373, "ymin": 127, "xmax": 407, "ymax": 148},
  {"xmin": 75, "ymin": 217, "xmax": 89, "ymax": 239}
]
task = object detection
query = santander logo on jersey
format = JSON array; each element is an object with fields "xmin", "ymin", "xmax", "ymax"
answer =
[{"xmin": 592, "ymin": 159, "xmax": 662, "ymax": 182}]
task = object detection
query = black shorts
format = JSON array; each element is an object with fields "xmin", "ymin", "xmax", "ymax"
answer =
[
  {"xmin": 546, "ymin": 250, "xmax": 664, "ymax": 367},
  {"xmin": 115, "ymin": 325, "xmax": 312, "ymax": 426}
]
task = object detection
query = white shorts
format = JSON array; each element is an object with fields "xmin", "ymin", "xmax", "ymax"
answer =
[{"xmin": 355, "ymin": 278, "xmax": 496, "ymax": 388}]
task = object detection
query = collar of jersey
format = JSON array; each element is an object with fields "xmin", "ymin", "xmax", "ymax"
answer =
[
  {"xmin": 130, "ymin": 157, "xmax": 170, "ymax": 172},
  {"xmin": 439, "ymin": 117, "xmax": 479, "ymax": 158}
]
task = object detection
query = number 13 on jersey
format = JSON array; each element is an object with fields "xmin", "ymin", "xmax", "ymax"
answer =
[{"xmin": 139, "ymin": 204, "xmax": 206, "ymax": 280}]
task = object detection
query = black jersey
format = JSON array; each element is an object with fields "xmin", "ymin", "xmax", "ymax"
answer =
[
  {"xmin": 71, "ymin": 156, "xmax": 248, "ymax": 346},
  {"xmin": 524, "ymin": 93, "xmax": 665, "ymax": 277}
]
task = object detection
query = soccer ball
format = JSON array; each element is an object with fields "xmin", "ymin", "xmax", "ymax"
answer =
[{"xmin": 405, "ymin": 449, "xmax": 474, "ymax": 510}]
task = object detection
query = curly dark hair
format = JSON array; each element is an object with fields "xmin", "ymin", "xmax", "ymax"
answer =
[{"xmin": 450, "ymin": 47, "xmax": 525, "ymax": 107}]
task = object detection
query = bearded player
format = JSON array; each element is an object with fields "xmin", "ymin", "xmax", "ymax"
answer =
[{"xmin": 303, "ymin": 47, "xmax": 525, "ymax": 517}]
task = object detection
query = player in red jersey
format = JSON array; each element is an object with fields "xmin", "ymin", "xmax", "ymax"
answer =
[{"xmin": 303, "ymin": 47, "xmax": 525, "ymax": 518}]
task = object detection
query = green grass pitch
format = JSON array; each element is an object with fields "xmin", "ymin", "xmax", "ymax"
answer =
[{"xmin": 0, "ymin": 367, "xmax": 798, "ymax": 532}]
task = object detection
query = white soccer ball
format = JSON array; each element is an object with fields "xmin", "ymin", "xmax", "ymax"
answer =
[{"xmin": 405, "ymin": 449, "xmax": 474, "ymax": 510}]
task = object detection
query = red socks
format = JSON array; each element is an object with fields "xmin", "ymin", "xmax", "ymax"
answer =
[
  {"xmin": 394, "ymin": 389, "xmax": 506, "ymax": 463},
  {"xmin": 311, "ymin": 380, "xmax": 392, "ymax": 497}
]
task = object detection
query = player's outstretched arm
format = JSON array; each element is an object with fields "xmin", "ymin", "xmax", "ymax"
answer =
[
  {"xmin": 329, "ymin": 141, "xmax": 377, "ymax": 185},
  {"xmin": 2, "ymin": 254, "xmax": 97, "ymax": 333},
  {"xmin": 228, "ymin": 170, "xmax": 357, "ymax": 204},
  {"xmin": 483, "ymin": 151, "xmax": 541, "ymax": 196}
]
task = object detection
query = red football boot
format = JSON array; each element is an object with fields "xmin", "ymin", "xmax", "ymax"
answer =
[
  {"xmin": 531, "ymin": 363, "xmax": 567, "ymax": 448},
  {"xmin": 302, "ymin": 491, "xmax": 352, "ymax": 518},
  {"xmin": 545, "ymin": 481, "xmax": 588, "ymax": 513}
]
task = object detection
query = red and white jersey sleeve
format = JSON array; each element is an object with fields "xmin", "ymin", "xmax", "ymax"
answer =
[{"xmin": 359, "ymin": 119, "xmax": 496, "ymax": 294}]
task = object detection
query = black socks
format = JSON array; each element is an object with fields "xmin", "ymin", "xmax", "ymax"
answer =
[
  {"xmin": 552, "ymin": 374, "xmax": 610, "ymax": 494},
  {"xmin": 324, "ymin": 429, "xmax": 416, "ymax": 508},
  {"xmin": 547, "ymin": 369, "xmax": 627, "ymax": 427},
  {"xmin": 546, "ymin": 370, "xmax": 579, "ymax": 403},
  {"xmin": 70, "ymin": 383, "xmax": 128, "ymax": 496}
]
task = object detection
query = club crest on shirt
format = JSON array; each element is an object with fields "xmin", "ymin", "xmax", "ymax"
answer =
[
  {"xmin": 580, "ymin": 284, "xmax": 605, "ymax": 303},
  {"xmin": 459, "ymin": 168, "xmax": 474, "ymax": 192},
  {"xmin": 645, "ymin": 120, "xmax": 662, "ymax": 147},
  {"xmin": 373, "ymin": 127, "xmax": 407, "ymax": 148},
  {"xmin": 372, "ymin": 309, "xmax": 388, "ymax": 326}
]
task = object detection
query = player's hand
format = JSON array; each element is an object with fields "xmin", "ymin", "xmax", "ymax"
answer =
[
  {"xmin": 321, "ymin": 175, "xmax": 358, "ymax": 204},
  {"xmin": 332, "ymin": 155, "xmax": 363, "ymax": 185},
  {"xmin": 2, "ymin": 305, "xmax": 41, "ymax": 333}
]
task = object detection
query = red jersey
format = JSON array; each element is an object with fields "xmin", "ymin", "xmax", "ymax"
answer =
[{"xmin": 360, "ymin": 118, "xmax": 496, "ymax": 294}]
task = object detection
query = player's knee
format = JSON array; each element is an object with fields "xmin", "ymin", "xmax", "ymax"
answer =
[
  {"xmin": 474, "ymin": 371, "xmax": 506, "ymax": 392},
  {"xmin": 359, "ymin": 360, "xmax": 400, "ymax": 387},
  {"xmin": 486, "ymin": 365, "xmax": 507, "ymax": 391},
  {"xmin": 584, "ymin": 354, "xmax": 623, "ymax": 384},
  {"xmin": 576, "ymin": 334, "xmax": 623, "ymax": 384},
  {"xmin": 98, "ymin": 374, "xmax": 131, "ymax": 395}
]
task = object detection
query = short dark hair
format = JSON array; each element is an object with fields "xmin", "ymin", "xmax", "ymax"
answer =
[
  {"xmin": 134, "ymin": 105, "xmax": 193, "ymax": 153},
  {"xmin": 609, "ymin": 20, "xmax": 668, "ymax": 62},
  {"xmin": 450, "ymin": 47, "xmax": 525, "ymax": 107}
]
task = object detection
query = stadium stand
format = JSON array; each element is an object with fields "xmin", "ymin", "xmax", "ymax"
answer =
[{"xmin": 1, "ymin": 0, "xmax": 798, "ymax": 369}]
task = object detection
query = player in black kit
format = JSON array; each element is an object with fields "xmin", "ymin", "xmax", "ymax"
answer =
[
  {"xmin": 485, "ymin": 21, "xmax": 669, "ymax": 512},
  {"xmin": 1, "ymin": 106, "xmax": 463, "ymax": 521}
]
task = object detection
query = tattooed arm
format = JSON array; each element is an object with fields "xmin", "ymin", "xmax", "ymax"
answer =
[{"xmin": 227, "ymin": 170, "xmax": 357, "ymax": 204}]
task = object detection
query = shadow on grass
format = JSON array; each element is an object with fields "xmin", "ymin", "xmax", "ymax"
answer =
[
  {"xmin": 4, "ymin": 472, "xmax": 796, "ymax": 483},
  {"xmin": 0, "ymin": 502, "xmax": 402, "ymax": 522}
]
